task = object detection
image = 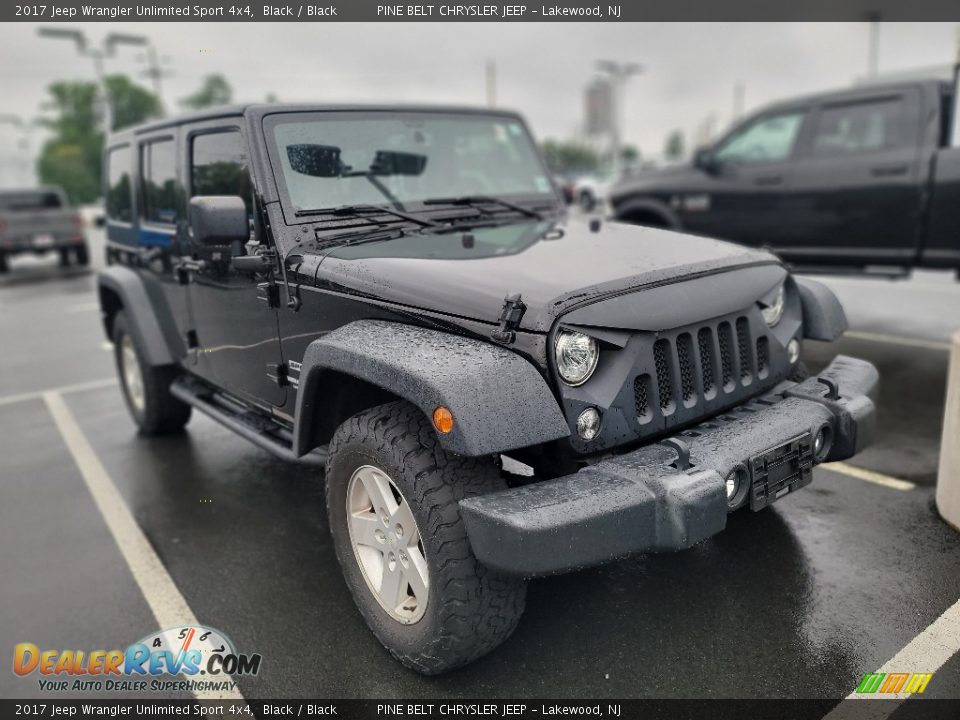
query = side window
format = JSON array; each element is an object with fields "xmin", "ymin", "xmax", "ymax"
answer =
[
  {"xmin": 811, "ymin": 98, "xmax": 905, "ymax": 156},
  {"xmin": 141, "ymin": 139, "xmax": 179, "ymax": 225},
  {"xmin": 714, "ymin": 111, "xmax": 806, "ymax": 165},
  {"xmin": 106, "ymin": 146, "xmax": 133, "ymax": 223},
  {"xmin": 190, "ymin": 130, "xmax": 253, "ymax": 216}
]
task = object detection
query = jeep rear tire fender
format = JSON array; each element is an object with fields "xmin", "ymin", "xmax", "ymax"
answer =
[
  {"xmin": 794, "ymin": 277, "xmax": 849, "ymax": 342},
  {"xmin": 613, "ymin": 197, "xmax": 680, "ymax": 230},
  {"xmin": 97, "ymin": 266, "xmax": 184, "ymax": 367},
  {"xmin": 293, "ymin": 320, "xmax": 570, "ymax": 458}
]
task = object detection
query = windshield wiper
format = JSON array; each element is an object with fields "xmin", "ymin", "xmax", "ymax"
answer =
[
  {"xmin": 422, "ymin": 195, "xmax": 544, "ymax": 220},
  {"xmin": 295, "ymin": 203, "xmax": 440, "ymax": 228}
]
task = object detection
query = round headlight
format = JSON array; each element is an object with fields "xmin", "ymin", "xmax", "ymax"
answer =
[
  {"xmin": 555, "ymin": 330, "xmax": 599, "ymax": 386},
  {"xmin": 761, "ymin": 284, "xmax": 786, "ymax": 327}
]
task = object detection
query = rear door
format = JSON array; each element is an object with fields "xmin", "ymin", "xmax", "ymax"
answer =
[{"xmin": 781, "ymin": 88, "xmax": 924, "ymax": 265}]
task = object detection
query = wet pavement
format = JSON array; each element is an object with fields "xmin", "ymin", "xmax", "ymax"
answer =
[{"xmin": 1, "ymin": 229, "xmax": 959, "ymax": 701}]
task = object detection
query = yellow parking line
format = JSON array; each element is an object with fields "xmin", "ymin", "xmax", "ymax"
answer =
[
  {"xmin": 822, "ymin": 461, "xmax": 916, "ymax": 491},
  {"xmin": 844, "ymin": 331, "xmax": 951, "ymax": 352}
]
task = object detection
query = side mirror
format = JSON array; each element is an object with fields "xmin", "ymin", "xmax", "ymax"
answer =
[
  {"xmin": 693, "ymin": 148, "xmax": 718, "ymax": 174},
  {"xmin": 189, "ymin": 196, "xmax": 248, "ymax": 246}
]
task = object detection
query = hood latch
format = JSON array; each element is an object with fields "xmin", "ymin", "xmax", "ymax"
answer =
[{"xmin": 491, "ymin": 293, "xmax": 526, "ymax": 345}]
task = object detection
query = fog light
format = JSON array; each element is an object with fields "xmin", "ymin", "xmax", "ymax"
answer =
[
  {"xmin": 814, "ymin": 425, "xmax": 833, "ymax": 461},
  {"xmin": 725, "ymin": 465, "xmax": 749, "ymax": 507},
  {"xmin": 726, "ymin": 471, "xmax": 739, "ymax": 500},
  {"xmin": 787, "ymin": 338, "xmax": 800, "ymax": 364},
  {"xmin": 576, "ymin": 407, "xmax": 601, "ymax": 441}
]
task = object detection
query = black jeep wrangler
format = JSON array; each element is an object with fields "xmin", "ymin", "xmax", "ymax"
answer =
[{"xmin": 98, "ymin": 104, "xmax": 878, "ymax": 674}]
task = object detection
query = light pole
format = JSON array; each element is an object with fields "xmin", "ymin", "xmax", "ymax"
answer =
[
  {"xmin": 596, "ymin": 60, "xmax": 643, "ymax": 176},
  {"xmin": 36, "ymin": 28, "xmax": 157, "ymax": 131},
  {"xmin": 865, "ymin": 12, "xmax": 882, "ymax": 79},
  {"xmin": 0, "ymin": 114, "xmax": 37, "ymax": 186}
]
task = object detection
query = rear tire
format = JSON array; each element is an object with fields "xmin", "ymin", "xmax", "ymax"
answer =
[
  {"xmin": 58, "ymin": 248, "xmax": 71, "ymax": 268},
  {"xmin": 75, "ymin": 245, "xmax": 89, "ymax": 266},
  {"xmin": 112, "ymin": 311, "xmax": 191, "ymax": 435},
  {"xmin": 0, "ymin": 252, "xmax": 7, "ymax": 273},
  {"xmin": 325, "ymin": 400, "xmax": 526, "ymax": 674}
]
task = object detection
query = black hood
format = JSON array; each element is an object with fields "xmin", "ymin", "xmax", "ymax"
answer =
[{"xmin": 303, "ymin": 217, "xmax": 779, "ymax": 332}]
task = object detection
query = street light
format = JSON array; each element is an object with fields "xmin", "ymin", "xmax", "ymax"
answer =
[
  {"xmin": 36, "ymin": 27, "xmax": 159, "ymax": 130},
  {"xmin": 595, "ymin": 60, "xmax": 643, "ymax": 176},
  {"xmin": 0, "ymin": 114, "xmax": 39, "ymax": 186}
]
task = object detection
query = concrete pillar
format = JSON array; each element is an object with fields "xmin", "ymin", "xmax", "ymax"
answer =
[{"xmin": 936, "ymin": 330, "xmax": 960, "ymax": 531}]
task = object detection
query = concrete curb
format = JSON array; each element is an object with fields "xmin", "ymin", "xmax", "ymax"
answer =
[{"xmin": 936, "ymin": 330, "xmax": 960, "ymax": 532}]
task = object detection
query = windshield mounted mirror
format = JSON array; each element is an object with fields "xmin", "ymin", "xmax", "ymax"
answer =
[
  {"xmin": 287, "ymin": 144, "xmax": 344, "ymax": 177},
  {"xmin": 369, "ymin": 150, "xmax": 427, "ymax": 177}
]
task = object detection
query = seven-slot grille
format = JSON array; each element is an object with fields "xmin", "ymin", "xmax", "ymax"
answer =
[{"xmin": 634, "ymin": 316, "xmax": 768, "ymax": 422}]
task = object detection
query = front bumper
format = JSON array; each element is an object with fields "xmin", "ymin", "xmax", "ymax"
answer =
[{"xmin": 460, "ymin": 355, "xmax": 878, "ymax": 576}]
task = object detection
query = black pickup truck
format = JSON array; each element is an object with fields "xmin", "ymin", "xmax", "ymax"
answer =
[{"xmin": 610, "ymin": 74, "xmax": 960, "ymax": 277}]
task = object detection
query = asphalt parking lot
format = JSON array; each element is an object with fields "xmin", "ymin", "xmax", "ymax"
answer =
[{"xmin": 2, "ymin": 225, "xmax": 960, "ymax": 702}]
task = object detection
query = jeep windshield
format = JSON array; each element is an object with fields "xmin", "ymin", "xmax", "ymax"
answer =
[{"xmin": 266, "ymin": 112, "xmax": 557, "ymax": 222}]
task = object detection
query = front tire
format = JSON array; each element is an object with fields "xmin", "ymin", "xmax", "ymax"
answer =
[
  {"xmin": 325, "ymin": 401, "xmax": 526, "ymax": 674},
  {"xmin": 112, "ymin": 311, "xmax": 191, "ymax": 434}
]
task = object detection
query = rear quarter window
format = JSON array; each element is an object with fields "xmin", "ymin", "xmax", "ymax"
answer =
[
  {"xmin": 140, "ymin": 139, "xmax": 180, "ymax": 225},
  {"xmin": 106, "ymin": 146, "xmax": 134, "ymax": 223}
]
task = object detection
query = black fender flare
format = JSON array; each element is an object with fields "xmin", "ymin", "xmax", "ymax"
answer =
[
  {"xmin": 293, "ymin": 320, "xmax": 571, "ymax": 458},
  {"xmin": 97, "ymin": 266, "xmax": 184, "ymax": 366},
  {"xmin": 612, "ymin": 196, "xmax": 681, "ymax": 229},
  {"xmin": 794, "ymin": 277, "xmax": 849, "ymax": 342}
]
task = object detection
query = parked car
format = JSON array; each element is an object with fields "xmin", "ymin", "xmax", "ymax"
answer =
[
  {"xmin": 573, "ymin": 169, "xmax": 617, "ymax": 211},
  {"xmin": 0, "ymin": 186, "xmax": 89, "ymax": 272},
  {"xmin": 98, "ymin": 103, "xmax": 878, "ymax": 674},
  {"xmin": 610, "ymin": 74, "xmax": 960, "ymax": 277}
]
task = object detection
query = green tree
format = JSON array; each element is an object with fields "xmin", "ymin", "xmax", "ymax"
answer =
[
  {"xmin": 664, "ymin": 130, "xmax": 686, "ymax": 161},
  {"xmin": 35, "ymin": 75, "xmax": 160, "ymax": 203},
  {"xmin": 106, "ymin": 74, "xmax": 161, "ymax": 131},
  {"xmin": 180, "ymin": 74, "xmax": 233, "ymax": 111},
  {"xmin": 540, "ymin": 140, "xmax": 600, "ymax": 176},
  {"xmin": 36, "ymin": 81, "xmax": 103, "ymax": 204}
]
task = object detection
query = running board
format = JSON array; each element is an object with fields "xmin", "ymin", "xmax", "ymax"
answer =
[{"xmin": 170, "ymin": 376, "xmax": 327, "ymax": 467}]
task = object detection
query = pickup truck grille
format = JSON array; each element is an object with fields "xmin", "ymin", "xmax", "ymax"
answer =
[{"xmin": 633, "ymin": 314, "xmax": 779, "ymax": 428}]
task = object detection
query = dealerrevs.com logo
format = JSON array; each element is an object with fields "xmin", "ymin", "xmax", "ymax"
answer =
[{"xmin": 12, "ymin": 625, "xmax": 261, "ymax": 693}]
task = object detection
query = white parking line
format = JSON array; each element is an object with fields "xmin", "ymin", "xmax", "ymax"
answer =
[
  {"xmin": 0, "ymin": 377, "xmax": 117, "ymax": 408},
  {"xmin": 844, "ymin": 331, "xmax": 951, "ymax": 352},
  {"xmin": 42, "ymin": 392, "xmax": 244, "ymax": 702},
  {"xmin": 822, "ymin": 462, "xmax": 916, "ymax": 491},
  {"xmin": 66, "ymin": 301, "xmax": 101, "ymax": 314},
  {"xmin": 822, "ymin": 597, "xmax": 960, "ymax": 716}
]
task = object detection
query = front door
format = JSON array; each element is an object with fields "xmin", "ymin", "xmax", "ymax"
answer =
[
  {"xmin": 181, "ymin": 124, "xmax": 286, "ymax": 409},
  {"xmin": 686, "ymin": 108, "xmax": 808, "ymax": 248}
]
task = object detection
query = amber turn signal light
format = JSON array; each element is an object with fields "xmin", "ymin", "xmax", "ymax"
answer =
[{"xmin": 433, "ymin": 406, "xmax": 454, "ymax": 434}]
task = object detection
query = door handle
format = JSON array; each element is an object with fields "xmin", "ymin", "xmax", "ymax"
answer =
[
  {"xmin": 870, "ymin": 164, "xmax": 908, "ymax": 178},
  {"xmin": 754, "ymin": 175, "xmax": 783, "ymax": 187}
]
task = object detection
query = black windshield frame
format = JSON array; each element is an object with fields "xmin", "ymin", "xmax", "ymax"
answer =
[{"xmin": 262, "ymin": 109, "xmax": 561, "ymax": 227}]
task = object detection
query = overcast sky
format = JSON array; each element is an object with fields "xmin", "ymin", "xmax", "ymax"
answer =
[{"xmin": 0, "ymin": 21, "xmax": 956, "ymax": 176}]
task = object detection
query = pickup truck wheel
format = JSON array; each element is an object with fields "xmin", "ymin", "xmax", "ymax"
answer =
[
  {"xmin": 325, "ymin": 400, "xmax": 526, "ymax": 674},
  {"xmin": 112, "ymin": 312, "xmax": 191, "ymax": 435},
  {"xmin": 0, "ymin": 252, "xmax": 7, "ymax": 273},
  {"xmin": 75, "ymin": 245, "xmax": 90, "ymax": 266},
  {"xmin": 58, "ymin": 248, "xmax": 71, "ymax": 268}
]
